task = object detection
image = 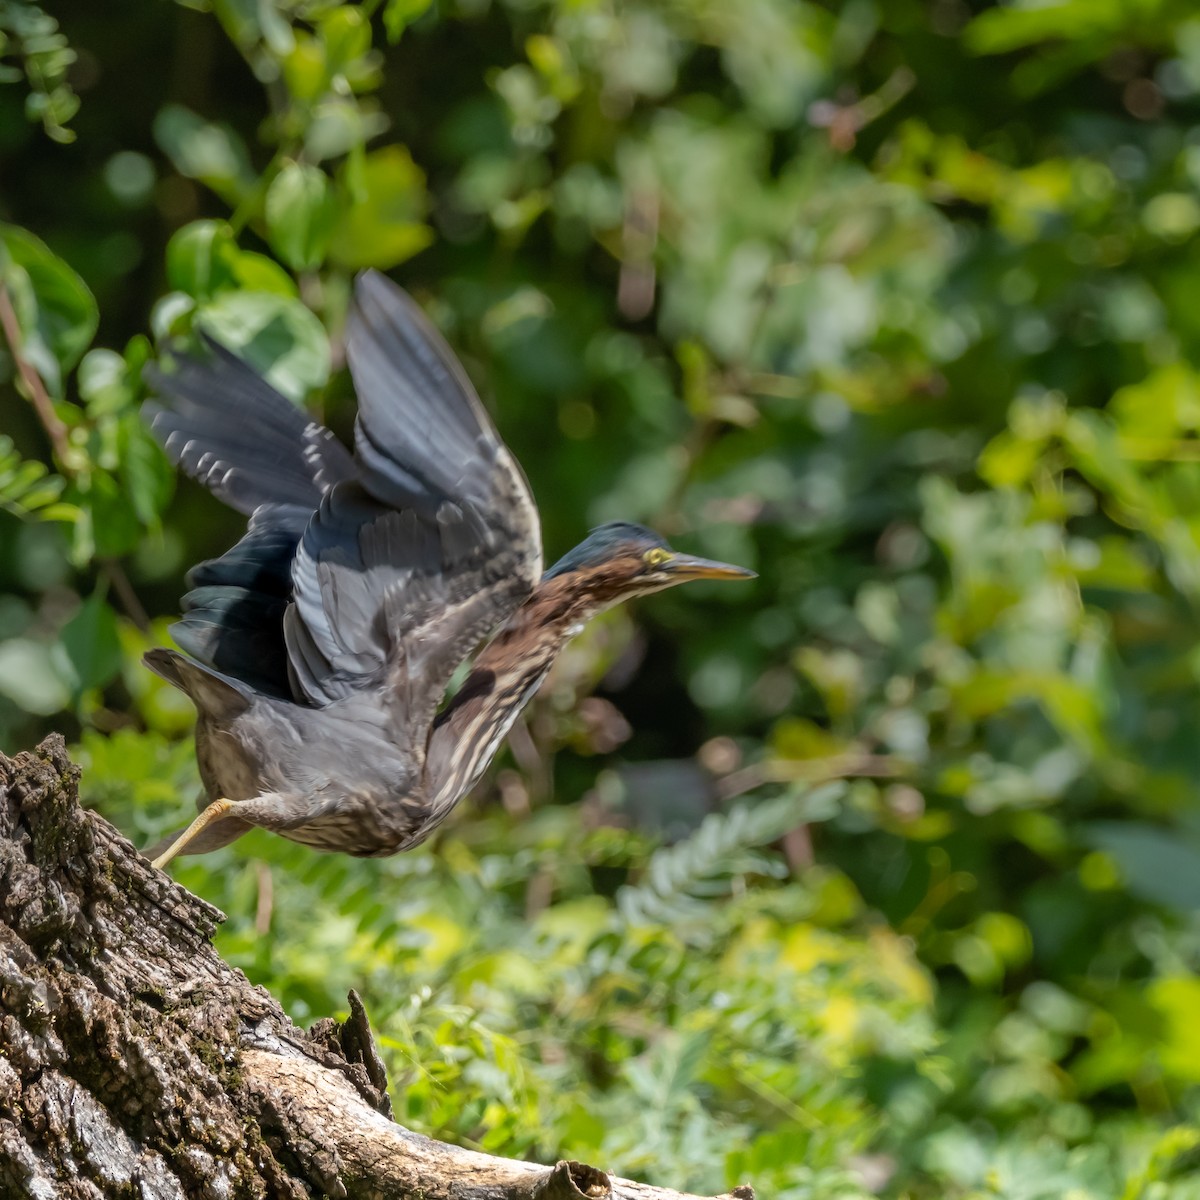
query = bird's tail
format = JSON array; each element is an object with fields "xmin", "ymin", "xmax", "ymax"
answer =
[{"xmin": 143, "ymin": 648, "xmax": 253, "ymax": 718}]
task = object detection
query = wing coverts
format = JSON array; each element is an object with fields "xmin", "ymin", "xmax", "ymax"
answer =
[{"xmin": 147, "ymin": 272, "xmax": 543, "ymax": 763}]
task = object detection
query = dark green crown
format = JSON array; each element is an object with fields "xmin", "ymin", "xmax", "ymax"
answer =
[{"xmin": 544, "ymin": 522, "xmax": 669, "ymax": 579}]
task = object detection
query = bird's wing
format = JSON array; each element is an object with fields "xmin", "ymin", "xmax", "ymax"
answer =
[
  {"xmin": 170, "ymin": 503, "xmax": 311, "ymax": 698},
  {"xmin": 144, "ymin": 337, "xmax": 357, "ymax": 516},
  {"xmin": 283, "ymin": 271, "xmax": 543, "ymax": 755}
]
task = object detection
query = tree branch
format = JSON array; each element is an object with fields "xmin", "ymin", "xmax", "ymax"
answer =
[
  {"xmin": 0, "ymin": 736, "xmax": 755, "ymax": 1200},
  {"xmin": 0, "ymin": 282, "xmax": 72, "ymax": 465}
]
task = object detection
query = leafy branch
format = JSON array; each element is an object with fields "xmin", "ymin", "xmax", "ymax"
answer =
[
  {"xmin": 0, "ymin": 0, "xmax": 78, "ymax": 142},
  {"xmin": 0, "ymin": 280, "xmax": 71, "ymax": 464}
]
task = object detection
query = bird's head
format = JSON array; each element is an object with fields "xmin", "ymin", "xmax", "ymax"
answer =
[{"xmin": 544, "ymin": 522, "xmax": 755, "ymax": 603}]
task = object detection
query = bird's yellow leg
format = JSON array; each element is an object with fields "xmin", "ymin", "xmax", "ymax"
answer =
[{"xmin": 151, "ymin": 797, "xmax": 235, "ymax": 870}]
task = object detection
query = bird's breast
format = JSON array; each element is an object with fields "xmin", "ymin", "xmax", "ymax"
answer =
[{"xmin": 281, "ymin": 786, "xmax": 434, "ymax": 857}]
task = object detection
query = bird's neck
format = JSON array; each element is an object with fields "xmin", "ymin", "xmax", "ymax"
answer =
[{"xmin": 423, "ymin": 574, "xmax": 606, "ymax": 808}]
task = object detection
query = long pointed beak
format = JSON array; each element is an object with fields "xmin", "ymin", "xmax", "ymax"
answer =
[{"xmin": 665, "ymin": 554, "xmax": 757, "ymax": 581}]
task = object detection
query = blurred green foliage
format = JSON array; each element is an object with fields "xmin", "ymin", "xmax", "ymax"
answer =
[{"xmin": 4, "ymin": 0, "xmax": 1200, "ymax": 1195}]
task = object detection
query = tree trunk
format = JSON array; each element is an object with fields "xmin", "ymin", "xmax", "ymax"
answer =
[{"xmin": 0, "ymin": 736, "xmax": 755, "ymax": 1200}]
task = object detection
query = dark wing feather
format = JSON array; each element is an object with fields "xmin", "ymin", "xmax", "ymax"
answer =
[
  {"xmin": 144, "ymin": 341, "xmax": 357, "ymax": 698},
  {"xmin": 169, "ymin": 504, "xmax": 310, "ymax": 697},
  {"xmin": 348, "ymin": 273, "xmax": 504, "ymax": 514},
  {"xmin": 284, "ymin": 271, "xmax": 542, "ymax": 758},
  {"xmin": 144, "ymin": 336, "xmax": 356, "ymax": 516}
]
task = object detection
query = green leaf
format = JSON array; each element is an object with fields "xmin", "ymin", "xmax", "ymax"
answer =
[
  {"xmin": 1086, "ymin": 823, "xmax": 1200, "ymax": 913},
  {"xmin": 1148, "ymin": 978, "xmax": 1200, "ymax": 1085},
  {"xmin": 0, "ymin": 223, "xmax": 98, "ymax": 395},
  {"xmin": 329, "ymin": 145, "xmax": 433, "ymax": 270},
  {"xmin": 283, "ymin": 34, "xmax": 329, "ymax": 103},
  {"xmin": 383, "ymin": 0, "xmax": 432, "ymax": 42},
  {"xmin": 208, "ymin": 0, "xmax": 264, "ymax": 51},
  {"xmin": 167, "ymin": 220, "xmax": 297, "ymax": 298},
  {"xmin": 78, "ymin": 348, "xmax": 131, "ymax": 415},
  {"xmin": 304, "ymin": 98, "xmax": 389, "ymax": 162},
  {"xmin": 153, "ymin": 104, "xmax": 255, "ymax": 205},
  {"xmin": 123, "ymin": 333, "xmax": 153, "ymax": 378},
  {"xmin": 69, "ymin": 469, "xmax": 141, "ymax": 561},
  {"xmin": 166, "ymin": 219, "xmax": 237, "ymax": 297},
  {"xmin": 320, "ymin": 7, "xmax": 371, "ymax": 73},
  {"xmin": 149, "ymin": 291, "xmax": 196, "ymax": 341},
  {"xmin": 57, "ymin": 593, "xmax": 122, "ymax": 695},
  {"xmin": 224, "ymin": 250, "xmax": 297, "ymax": 296},
  {"xmin": 265, "ymin": 162, "xmax": 336, "ymax": 271},
  {"xmin": 196, "ymin": 290, "xmax": 330, "ymax": 402},
  {"xmin": 0, "ymin": 638, "xmax": 71, "ymax": 715},
  {"xmin": 965, "ymin": 1, "xmax": 1127, "ymax": 57},
  {"xmin": 117, "ymin": 413, "xmax": 174, "ymax": 526}
]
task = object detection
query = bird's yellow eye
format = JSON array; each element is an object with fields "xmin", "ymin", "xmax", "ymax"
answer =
[{"xmin": 643, "ymin": 547, "xmax": 672, "ymax": 568}]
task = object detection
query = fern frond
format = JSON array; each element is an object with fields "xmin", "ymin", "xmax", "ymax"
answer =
[
  {"xmin": 617, "ymin": 782, "xmax": 844, "ymax": 929},
  {"xmin": 0, "ymin": 434, "xmax": 68, "ymax": 518}
]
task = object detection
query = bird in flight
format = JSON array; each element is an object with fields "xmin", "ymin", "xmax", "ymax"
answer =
[{"xmin": 144, "ymin": 271, "xmax": 754, "ymax": 868}]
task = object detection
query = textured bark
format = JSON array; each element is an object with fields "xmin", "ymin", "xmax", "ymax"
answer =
[{"xmin": 0, "ymin": 736, "xmax": 755, "ymax": 1200}]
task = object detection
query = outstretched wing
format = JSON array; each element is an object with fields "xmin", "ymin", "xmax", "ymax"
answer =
[
  {"xmin": 283, "ymin": 271, "xmax": 542, "ymax": 758},
  {"xmin": 145, "ymin": 339, "xmax": 359, "ymax": 697},
  {"xmin": 144, "ymin": 336, "xmax": 356, "ymax": 517}
]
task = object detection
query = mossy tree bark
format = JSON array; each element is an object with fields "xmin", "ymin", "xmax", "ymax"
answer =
[{"xmin": 0, "ymin": 737, "xmax": 755, "ymax": 1200}]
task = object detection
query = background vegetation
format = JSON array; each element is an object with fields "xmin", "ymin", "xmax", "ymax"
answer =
[{"xmin": 4, "ymin": 0, "xmax": 1200, "ymax": 1195}]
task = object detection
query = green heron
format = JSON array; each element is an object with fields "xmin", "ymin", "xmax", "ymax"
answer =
[{"xmin": 144, "ymin": 271, "xmax": 754, "ymax": 869}]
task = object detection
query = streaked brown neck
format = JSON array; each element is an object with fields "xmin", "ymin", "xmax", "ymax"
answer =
[{"xmin": 423, "ymin": 563, "xmax": 637, "ymax": 808}]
